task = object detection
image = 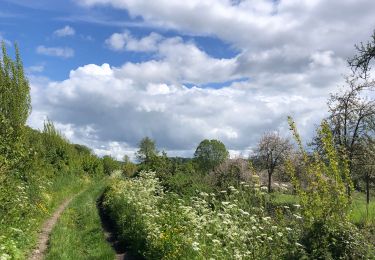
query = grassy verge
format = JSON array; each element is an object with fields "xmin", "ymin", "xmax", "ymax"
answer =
[
  {"xmin": 0, "ymin": 173, "xmax": 90, "ymax": 259},
  {"xmin": 28, "ymin": 174, "xmax": 91, "ymax": 253},
  {"xmin": 45, "ymin": 180, "xmax": 115, "ymax": 260},
  {"xmin": 349, "ymin": 192, "xmax": 375, "ymax": 225},
  {"xmin": 270, "ymin": 191, "xmax": 375, "ymax": 224}
]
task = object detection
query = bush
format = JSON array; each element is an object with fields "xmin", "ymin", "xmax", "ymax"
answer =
[
  {"xmin": 103, "ymin": 171, "xmax": 306, "ymax": 259},
  {"xmin": 287, "ymin": 118, "xmax": 374, "ymax": 258}
]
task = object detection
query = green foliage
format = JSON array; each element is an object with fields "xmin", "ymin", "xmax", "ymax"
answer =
[
  {"xmin": 0, "ymin": 42, "xmax": 31, "ymax": 136},
  {"xmin": 136, "ymin": 136, "xmax": 158, "ymax": 163},
  {"xmin": 102, "ymin": 155, "xmax": 120, "ymax": 175},
  {"xmin": 287, "ymin": 117, "xmax": 373, "ymax": 259},
  {"xmin": 81, "ymin": 153, "xmax": 104, "ymax": 176},
  {"xmin": 288, "ymin": 118, "xmax": 352, "ymax": 224},
  {"xmin": 0, "ymin": 45, "xmax": 105, "ymax": 259},
  {"xmin": 193, "ymin": 139, "xmax": 229, "ymax": 173},
  {"xmin": 122, "ymin": 155, "xmax": 138, "ymax": 177}
]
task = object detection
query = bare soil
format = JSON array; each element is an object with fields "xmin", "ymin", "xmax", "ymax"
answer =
[{"xmin": 29, "ymin": 197, "xmax": 74, "ymax": 260}]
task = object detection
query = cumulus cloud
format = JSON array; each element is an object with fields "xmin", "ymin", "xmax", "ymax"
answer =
[
  {"xmin": 27, "ymin": 0, "xmax": 375, "ymax": 158},
  {"xmin": 105, "ymin": 33, "xmax": 242, "ymax": 84},
  {"xmin": 77, "ymin": 0, "xmax": 375, "ymax": 51},
  {"xmin": 28, "ymin": 56, "xmax": 340, "ymax": 158},
  {"xmin": 53, "ymin": 25, "xmax": 75, "ymax": 37},
  {"xmin": 36, "ymin": 45, "xmax": 75, "ymax": 58}
]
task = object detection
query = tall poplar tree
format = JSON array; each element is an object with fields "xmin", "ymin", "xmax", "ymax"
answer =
[{"xmin": 0, "ymin": 41, "xmax": 31, "ymax": 136}]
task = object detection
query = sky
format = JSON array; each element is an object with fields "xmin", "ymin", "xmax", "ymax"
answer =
[{"xmin": 1, "ymin": 0, "xmax": 375, "ymax": 160}]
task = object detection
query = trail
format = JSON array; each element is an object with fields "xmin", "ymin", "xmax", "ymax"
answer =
[
  {"xmin": 29, "ymin": 197, "xmax": 74, "ymax": 260},
  {"xmin": 98, "ymin": 195, "xmax": 141, "ymax": 260}
]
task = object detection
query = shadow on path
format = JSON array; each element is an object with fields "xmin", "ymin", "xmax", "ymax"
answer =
[{"xmin": 97, "ymin": 194, "xmax": 143, "ymax": 260}]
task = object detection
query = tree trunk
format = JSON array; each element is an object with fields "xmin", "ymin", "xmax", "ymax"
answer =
[
  {"xmin": 268, "ymin": 170, "xmax": 272, "ymax": 193},
  {"xmin": 366, "ymin": 173, "xmax": 370, "ymax": 219},
  {"xmin": 347, "ymin": 160, "xmax": 352, "ymax": 198}
]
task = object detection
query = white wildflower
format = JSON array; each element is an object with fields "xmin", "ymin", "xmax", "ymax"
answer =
[{"xmin": 192, "ymin": 241, "xmax": 200, "ymax": 251}]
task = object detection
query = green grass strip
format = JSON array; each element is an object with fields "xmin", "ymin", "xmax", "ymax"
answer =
[{"xmin": 45, "ymin": 180, "xmax": 115, "ymax": 260}]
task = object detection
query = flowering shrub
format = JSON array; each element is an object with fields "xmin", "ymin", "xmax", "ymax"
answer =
[{"xmin": 103, "ymin": 171, "xmax": 306, "ymax": 259}]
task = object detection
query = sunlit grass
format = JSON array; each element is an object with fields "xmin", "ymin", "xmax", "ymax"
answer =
[
  {"xmin": 271, "ymin": 191, "xmax": 375, "ymax": 225},
  {"xmin": 349, "ymin": 192, "xmax": 375, "ymax": 225},
  {"xmin": 45, "ymin": 180, "xmax": 115, "ymax": 260},
  {"xmin": 3, "ymin": 173, "xmax": 90, "ymax": 258},
  {"xmin": 270, "ymin": 192, "xmax": 299, "ymax": 205}
]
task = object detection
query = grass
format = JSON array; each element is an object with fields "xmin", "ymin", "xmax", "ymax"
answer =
[
  {"xmin": 349, "ymin": 192, "xmax": 375, "ymax": 225},
  {"xmin": 45, "ymin": 180, "xmax": 115, "ymax": 260},
  {"xmin": 270, "ymin": 192, "xmax": 299, "ymax": 205},
  {"xmin": 270, "ymin": 191, "xmax": 375, "ymax": 224},
  {"xmin": 13, "ymin": 173, "xmax": 90, "ymax": 258},
  {"xmin": 46, "ymin": 173, "xmax": 90, "ymax": 211}
]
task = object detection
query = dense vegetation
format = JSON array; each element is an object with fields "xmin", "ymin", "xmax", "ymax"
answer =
[
  {"xmin": 1, "ymin": 31, "xmax": 375, "ymax": 259},
  {"xmin": 102, "ymin": 120, "xmax": 374, "ymax": 259},
  {"xmin": 0, "ymin": 43, "xmax": 119, "ymax": 259}
]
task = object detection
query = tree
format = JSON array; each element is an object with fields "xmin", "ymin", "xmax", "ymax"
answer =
[
  {"xmin": 0, "ymin": 42, "xmax": 31, "ymax": 136},
  {"xmin": 209, "ymin": 158, "xmax": 253, "ymax": 189},
  {"xmin": 327, "ymin": 77, "xmax": 375, "ymax": 190},
  {"xmin": 102, "ymin": 155, "xmax": 120, "ymax": 175},
  {"xmin": 0, "ymin": 43, "xmax": 31, "ymax": 173},
  {"xmin": 355, "ymin": 136, "xmax": 375, "ymax": 218},
  {"xmin": 122, "ymin": 155, "xmax": 137, "ymax": 177},
  {"xmin": 287, "ymin": 118, "xmax": 367, "ymax": 259},
  {"xmin": 193, "ymin": 139, "xmax": 229, "ymax": 173},
  {"xmin": 256, "ymin": 132, "xmax": 292, "ymax": 193},
  {"xmin": 135, "ymin": 137, "xmax": 158, "ymax": 164},
  {"xmin": 348, "ymin": 30, "xmax": 375, "ymax": 79},
  {"xmin": 323, "ymin": 31, "xmax": 375, "ymax": 196}
]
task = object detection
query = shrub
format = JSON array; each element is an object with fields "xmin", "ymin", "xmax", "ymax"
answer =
[
  {"xmin": 287, "ymin": 117, "xmax": 374, "ymax": 258},
  {"xmin": 103, "ymin": 171, "xmax": 306, "ymax": 259}
]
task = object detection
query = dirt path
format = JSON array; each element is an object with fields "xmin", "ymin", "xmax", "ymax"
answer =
[{"xmin": 29, "ymin": 197, "xmax": 74, "ymax": 260}]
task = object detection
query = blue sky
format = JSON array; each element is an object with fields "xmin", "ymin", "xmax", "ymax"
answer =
[
  {"xmin": 1, "ymin": 0, "xmax": 239, "ymax": 81},
  {"xmin": 1, "ymin": 0, "xmax": 375, "ymax": 159}
]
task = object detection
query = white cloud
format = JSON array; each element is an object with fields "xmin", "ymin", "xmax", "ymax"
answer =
[
  {"xmin": 53, "ymin": 25, "xmax": 75, "ymax": 37},
  {"xmin": 105, "ymin": 31, "xmax": 163, "ymax": 52},
  {"xmin": 28, "ymin": 55, "xmax": 341, "ymax": 158},
  {"xmin": 28, "ymin": 0, "xmax": 375, "ymax": 158},
  {"xmin": 106, "ymin": 33, "xmax": 240, "ymax": 84},
  {"xmin": 26, "ymin": 65, "xmax": 45, "ymax": 73},
  {"xmin": 36, "ymin": 45, "xmax": 74, "ymax": 58}
]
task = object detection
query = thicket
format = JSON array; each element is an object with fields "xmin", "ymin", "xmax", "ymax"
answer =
[
  {"xmin": 103, "ymin": 171, "xmax": 306, "ymax": 259},
  {"xmin": 103, "ymin": 120, "xmax": 374, "ymax": 259},
  {"xmin": 0, "ymin": 43, "xmax": 111, "ymax": 259}
]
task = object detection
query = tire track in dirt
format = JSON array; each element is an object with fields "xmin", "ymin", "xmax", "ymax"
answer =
[{"xmin": 29, "ymin": 197, "xmax": 74, "ymax": 260}]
